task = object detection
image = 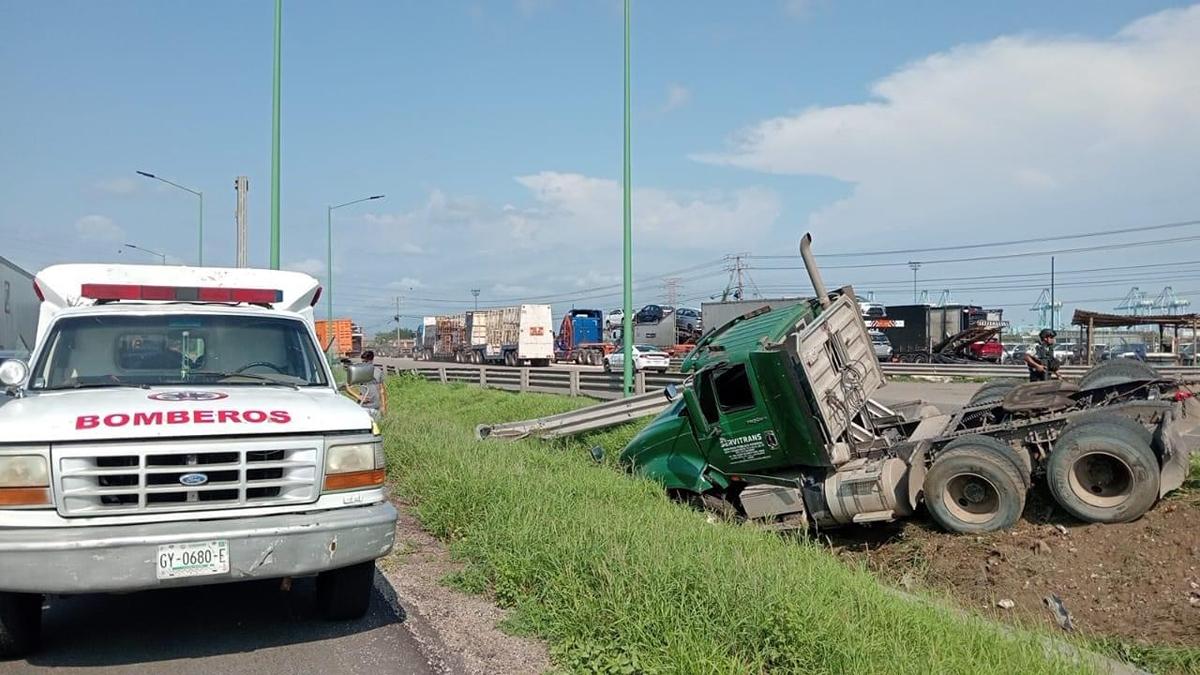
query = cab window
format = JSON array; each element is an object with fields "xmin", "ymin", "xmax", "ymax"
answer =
[
  {"xmin": 697, "ymin": 372, "xmax": 721, "ymax": 425},
  {"xmin": 713, "ymin": 365, "xmax": 755, "ymax": 413}
]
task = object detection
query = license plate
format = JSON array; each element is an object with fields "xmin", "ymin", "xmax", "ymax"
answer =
[{"xmin": 156, "ymin": 540, "xmax": 230, "ymax": 580}]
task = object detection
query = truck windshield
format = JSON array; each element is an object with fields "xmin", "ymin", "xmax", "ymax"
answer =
[{"xmin": 30, "ymin": 314, "xmax": 328, "ymax": 390}]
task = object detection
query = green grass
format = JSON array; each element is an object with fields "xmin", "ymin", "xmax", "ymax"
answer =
[{"xmin": 382, "ymin": 376, "xmax": 1104, "ymax": 674}]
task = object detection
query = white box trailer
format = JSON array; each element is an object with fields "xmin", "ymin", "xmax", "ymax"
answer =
[
  {"xmin": 464, "ymin": 304, "xmax": 553, "ymax": 367},
  {"xmin": 0, "ymin": 255, "xmax": 38, "ymax": 355}
]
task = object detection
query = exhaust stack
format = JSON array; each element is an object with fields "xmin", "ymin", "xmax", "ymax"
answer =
[{"xmin": 799, "ymin": 233, "xmax": 831, "ymax": 308}]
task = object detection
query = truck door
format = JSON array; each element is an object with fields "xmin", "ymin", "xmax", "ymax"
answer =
[{"xmin": 694, "ymin": 363, "xmax": 780, "ymax": 472}]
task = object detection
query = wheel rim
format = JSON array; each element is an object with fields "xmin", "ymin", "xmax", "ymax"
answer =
[
  {"xmin": 942, "ymin": 472, "xmax": 1001, "ymax": 524},
  {"xmin": 1068, "ymin": 452, "xmax": 1134, "ymax": 508}
]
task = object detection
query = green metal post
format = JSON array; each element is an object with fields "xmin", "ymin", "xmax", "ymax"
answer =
[
  {"xmin": 326, "ymin": 205, "xmax": 333, "ymax": 337},
  {"xmin": 621, "ymin": 0, "xmax": 633, "ymax": 396},
  {"xmin": 198, "ymin": 192, "xmax": 204, "ymax": 266},
  {"xmin": 269, "ymin": 0, "xmax": 282, "ymax": 269}
]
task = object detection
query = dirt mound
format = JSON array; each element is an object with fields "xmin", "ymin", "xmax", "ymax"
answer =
[{"xmin": 829, "ymin": 487, "xmax": 1200, "ymax": 646}]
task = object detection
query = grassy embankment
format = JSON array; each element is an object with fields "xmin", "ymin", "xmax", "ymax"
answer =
[{"xmin": 378, "ymin": 375, "xmax": 1130, "ymax": 674}]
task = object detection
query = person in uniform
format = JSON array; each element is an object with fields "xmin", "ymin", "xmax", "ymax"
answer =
[{"xmin": 1024, "ymin": 329, "xmax": 1058, "ymax": 382}]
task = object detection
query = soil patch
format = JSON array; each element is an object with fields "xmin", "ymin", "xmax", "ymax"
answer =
[
  {"xmin": 378, "ymin": 498, "xmax": 550, "ymax": 675},
  {"xmin": 830, "ymin": 487, "xmax": 1200, "ymax": 647}
]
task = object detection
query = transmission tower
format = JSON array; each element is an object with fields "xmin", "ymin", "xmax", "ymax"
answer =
[
  {"xmin": 1115, "ymin": 287, "xmax": 1153, "ymax": 315},
  {"xmin": 1029, "ymin": 289, "xmax": 1062, "ymax": 327},
  {"xmin": 662, "ymin": 277, "xmax": 682, "ymax": 307},
  {"xmin": 721, "ymin": 253, "xmax": 760, "ymax": 301},
  {"xmin": 1152, "ymin": 286, "xmax": 1190, "ymax": 314}
]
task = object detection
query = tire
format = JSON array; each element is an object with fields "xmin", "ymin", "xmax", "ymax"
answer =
[
  {"xmin": 923, "ymin": 446, "xmax": 1026, "ymax": 533},
  {"xmin": 943, "ymin": 435, "xmax": 1032, "ymax": 488},
  {"xmin": 969, "ymin": 380, "xmax": 1021, "ymax": 406},
  {"xmin": 1077, "ymin": 359, "xmax": 1158, "ymax": 390},
  {"xmin": 1047, "ymin": 419, "xmax": 1159, "ymax": 524},
  {"xmin": 0, "ymin": 592, "xmax": 42, "ymax": 659},
  {"xmin": 316, "ymin": 561, "xmax": 376, "ymax": 621}
]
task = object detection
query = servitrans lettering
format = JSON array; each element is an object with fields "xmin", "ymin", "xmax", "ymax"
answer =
[{"xmin": 76, "ymin": 410, "xmax": 292, "ymax": 430}]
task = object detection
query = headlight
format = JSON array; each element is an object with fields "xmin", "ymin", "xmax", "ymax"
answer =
[
  {"xmin": 0, "ymin": 454, "xmax": 52, "ymax": 507},
  {"xmin": 323, "ymin": 440, "xmax": 386, "ymax": 492},
  {"xmin": 0, "ymin": 455, "xmax": 49, "ymax": 487}
]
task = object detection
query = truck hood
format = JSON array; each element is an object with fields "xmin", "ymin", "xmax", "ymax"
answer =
[{"xmin": 0, "ymin": 386, "xmax": 371, "ymax": 444}]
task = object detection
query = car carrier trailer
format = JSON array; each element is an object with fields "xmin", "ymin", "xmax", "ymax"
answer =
[{"xmin": 612, "ymin": 234, "xmax": 1198, "ymax": 533}]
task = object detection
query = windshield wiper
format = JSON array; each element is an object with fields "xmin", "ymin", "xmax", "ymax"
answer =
[
  {"xmin": 50, "ymin": 382, "xmax": 151, "ymax": 391},
  {"xmin": 185, "ymin": 371, "xmax": 301, "ymax": 390}
]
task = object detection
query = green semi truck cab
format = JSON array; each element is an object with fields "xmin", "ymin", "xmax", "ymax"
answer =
[{"xmin": 619, "ymin": 234, "xmax": 1198, "ymax": 533}]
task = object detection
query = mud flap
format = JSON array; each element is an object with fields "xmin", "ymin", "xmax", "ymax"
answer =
[
  {"xmin": 1155, "ymin": 406, "xmax": 1196, "ymax": 498},
  {"xmin": 905, "ymin": 441, "xmax": 930, "ymax": 511}
]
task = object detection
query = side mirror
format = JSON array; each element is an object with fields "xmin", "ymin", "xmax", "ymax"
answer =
[
  {"xmin": 0, "ymin": 359, "xmax": 29, "ymax": 387},
  {"xmin": 589, "ymin": 446, "xmax": 605, "ymax": 463},
  {"xmin": 345, "ymin": 362, "xmax": 376, "ymax": 385},
  {"xmin": 664, "ymin": 383, "xmax": 678, "ymax": 401}
]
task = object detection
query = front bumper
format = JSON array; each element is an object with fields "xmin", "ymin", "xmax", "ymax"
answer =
[{"xmin": 0, "ymin": 501, "xmax": 397, "ymax": 594}]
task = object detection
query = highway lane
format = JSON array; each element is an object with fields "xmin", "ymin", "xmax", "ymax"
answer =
[{"xmin": 7, "ymin": 574, "xmax": 434, "ymax": 675}]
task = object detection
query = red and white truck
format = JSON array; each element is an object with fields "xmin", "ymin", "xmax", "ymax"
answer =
[{"xmin": 0, "ymin": 264, "xmax": 396, "ymax": 656}]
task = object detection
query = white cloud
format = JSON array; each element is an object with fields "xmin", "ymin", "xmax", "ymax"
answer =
[
  {"xmin": 697, "ymin": 5, "xmax": 1200, "ymax": 246},
  {"xmin": 93, "ymin": 177, "xmax": 139, "ymax": 195},
  {"xmin": 284, "ymin": 258, "xmax": 326, "ymax": 276},
  {"xmin": 782, "ymin": 0, "xmax": 814, "ymax": 19},
  {"xmin": 661, "ymin": 83, "xmax": 691, "ymax": 113},
  {"xmin": 74, "ymin": 214, "xmax": 124, "ymax": 241}
]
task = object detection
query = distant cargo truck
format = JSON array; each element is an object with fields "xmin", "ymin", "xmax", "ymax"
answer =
[
  {"xmin": 879, "ymin": 304, "xmax": 1004, "ymax": 361},
  {"xmin": 555, "ymin": 309, "xmax": 612, "ymax": 365},
  {"xmin": 415, "ymin": 305, "xmax": 553, "ymax": 367},
  {"xmin": 0, "ymin": 255, "xmax": 38, "ymax": 356},
  {"xmin": 315, "ymin": 318, "xmax": 361, "ymax": 357}
]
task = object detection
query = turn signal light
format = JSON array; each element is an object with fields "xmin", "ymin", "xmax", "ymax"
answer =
[
  {"xmin": 323, "ymin": 469, "xmax": 385, "ymax": 492},
  {"xmin": 0, "ymin": 487, "xmax": 51, "ymax": 507}
]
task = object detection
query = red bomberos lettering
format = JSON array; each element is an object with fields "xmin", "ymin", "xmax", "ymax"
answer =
[{"xmin": 75, "ymin": 410, "xmax": 291, "ymax": 430}]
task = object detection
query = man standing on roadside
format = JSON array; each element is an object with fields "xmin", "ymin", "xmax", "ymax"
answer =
[
  {"xmin": 355, "ymin": 350, "xmax": 387, "ymax": 418},
  {"xmin": 1024, "ymin": 329, "xmax": 1058, "ymax": 382}
]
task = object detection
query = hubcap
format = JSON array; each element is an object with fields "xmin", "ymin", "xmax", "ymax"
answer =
[
  {"xmin": 1068, "ymin": 452, "xmax": 1133, "ymax": 509},
  {"xmin": 943, "ymin": 472, "xmax": 1001, "ymax": 524}
]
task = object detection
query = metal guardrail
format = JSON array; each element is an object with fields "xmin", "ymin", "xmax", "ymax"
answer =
[
  {"xmin": 383, "ymin": 364, "xmax": 685, "ymax": 400},
  {"xmin": 383, "ymin": 361, "xmax": 1200, "ymax": 399},
  {"xmin": 475, "ymin": 390, "xmax": 673, "ymax": 441}
]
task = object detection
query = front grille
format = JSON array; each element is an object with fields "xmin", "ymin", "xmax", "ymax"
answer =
[{"xmin": 56, "ymin": 438, "xmax": 320, "ymax": 516}]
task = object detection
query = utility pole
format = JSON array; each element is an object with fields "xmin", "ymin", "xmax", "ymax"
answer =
[
  {"xmin": 621, "ymin": 0, "xmax": 634, "ymax": 397},
  {"xmin": 471, "ymin": 289, "xmax": 480, "ymax": 311},
  {"xmin": 1050, "ymin": 256, "xmax": 1056, "ymax": 330},
  {"xmin": 400, "ymin": 293, "xmax": 410, "ymax": 345},
  {"xmin": 269, "ymin": 0, "xmax": 282, "ymax": 269},
  {"xmin": 908, "ymin": 262, "xmax": 922, "ymax": 304},
  {"xmin": 234, "ymin": 176, "xmax": 249, "ymax": 267}
]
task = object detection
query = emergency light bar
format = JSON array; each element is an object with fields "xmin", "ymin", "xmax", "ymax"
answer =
[{"xmin": 80, "ymin": 284, "xmax": 283, "ymax": 304}]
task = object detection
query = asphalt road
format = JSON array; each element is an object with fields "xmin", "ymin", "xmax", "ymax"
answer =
[{"xmin": 6, "ymin": 573, "xmax": 434, "ymax": 675}]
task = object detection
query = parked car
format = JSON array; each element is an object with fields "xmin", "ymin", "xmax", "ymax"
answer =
[
  {"xmin": 605, "ymin": 309, "xmax": 624, "ymax": 330},
  {"xmin": 675, "ymin": 307, "xmax": 702, "ymax": 334},
  {"xmin": 604, "ymin": 344, "xmax": 670, "ymax": 373},
  {"xmin": 1052, "ymin": 343, "xmax": 1078, "ymax": 365},
  {"xmin": 1180, "ymin": 342, "xmax": 1196, "ymax": 366},
  {"xmin": 869, "ymin": 331, "xmax": 893, "ymax": 361},
  {"xmin": 634, "ymin": 304, "xmax": 672, "ymax": 325},
  {"xmin": 858, "ymin": 301, "xmax": 886, "ymax": 319},
  {"xmin": 1111, "ymin": 342, "xmax": 1150, "ymax": 361},
  {"xmin": 968, "ymin": 339, "xmax": 1004, "ymax": 363}
]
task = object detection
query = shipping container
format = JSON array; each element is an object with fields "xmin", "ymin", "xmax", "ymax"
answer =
[
  {"xmin": 0, "ymin": 255, "xmax": 37, "ymax": 356},
  {"xmin": 315, "ymin": 318, "xmax": 356, "ymax": 357}
]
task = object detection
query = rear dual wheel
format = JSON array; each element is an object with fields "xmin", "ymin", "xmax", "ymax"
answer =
[
  {"xmin": 923, "ymin": 441, "xmax": 1027, "ymax": 534},
  {"xmin": 1047, "ymin": 417, "xmax": 1158, "ymax": 524}
]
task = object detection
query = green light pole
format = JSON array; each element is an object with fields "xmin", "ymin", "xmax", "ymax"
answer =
[
  {"xmin": 327, "ymin": 195, "xmax": 385, "ymax": 335},
  {"xmin": 135, "ymin": 171, "xmax": 203, "ymax": 265},
  {"xmin": 621, "ymin": 0, "xmax": 634, "ymax": 396},
  {"xmin": 122, "ymin": 242, "xmax": 167, "ymax": 265},
  {"xmin": 269, "ymin": 0, "xmax": 283, "ymax": 269}
]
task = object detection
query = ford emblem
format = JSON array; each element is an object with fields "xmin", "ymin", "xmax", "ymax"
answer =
[{"xmin": 179, "ymin": 473, "xmax": 209, "ymax": 487}]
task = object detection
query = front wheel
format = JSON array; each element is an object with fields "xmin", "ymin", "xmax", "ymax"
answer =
[
  {"xmin": 923, "ymin": 446, "xmax": 1026, "ymax": 533},
  {"xmin": 316, "ymin": 561, "xmax": 376, "ymax": 621},
  {"xmin": 0, "ymin": 592, "xmax": 42, "ymax": 658}
]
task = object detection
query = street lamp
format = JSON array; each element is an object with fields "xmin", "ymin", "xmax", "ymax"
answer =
[
  {"xmin": 122, "ymin": 243, "xmax": 167, "ymax": 265},
  {"xmin": 136, "ymin": 171, "xmax": 204, "ymax": 265},
  {"xmin": 471, "ymin": 289, "xmax": 480, "ymax": 311},
  {"xmin": 327, "ymin": 195, "xmax": 385, "ymax": 330}
]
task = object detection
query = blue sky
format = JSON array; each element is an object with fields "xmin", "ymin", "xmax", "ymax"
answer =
[{"xmin": 2, "ymin": 1, "xmax": 1197, "ymax": 335}]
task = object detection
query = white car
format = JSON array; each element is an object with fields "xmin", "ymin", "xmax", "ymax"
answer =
[
  {"xmin": 604, "ymin": 344, "xmax": 670, "ymax": 373},
  {"xmin": 605, "ymin": 309, "xmax": 624, "ymax": 330}
]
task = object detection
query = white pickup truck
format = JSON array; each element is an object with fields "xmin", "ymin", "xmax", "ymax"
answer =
[{"xmin": 0, "ymin": 264, "xmax": 397, "ymax": 656}]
